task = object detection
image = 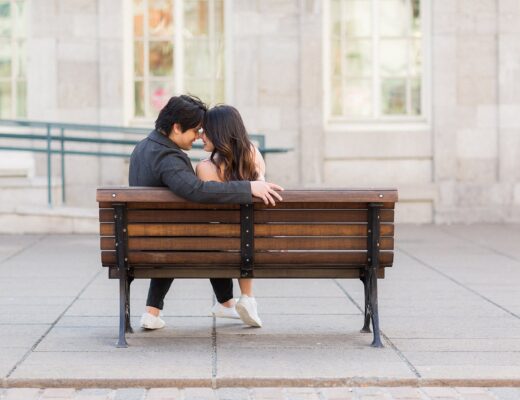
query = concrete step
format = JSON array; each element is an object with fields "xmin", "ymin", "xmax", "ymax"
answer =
[
  {"xmin": 0, "ymin": 204, "xmax": 97, "ymax": 233},
  {"xmin": 0, "ymin": 176, "xmax": 63, "ymax": 207},
  {"xmin": 0, "ymin": 152, "xmax": 34, "ymax": 177}
]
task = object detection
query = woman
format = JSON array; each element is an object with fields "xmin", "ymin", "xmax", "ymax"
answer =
[{"xmin": 196, "ymin": 105, "xmax": 265, "ymax": 328}]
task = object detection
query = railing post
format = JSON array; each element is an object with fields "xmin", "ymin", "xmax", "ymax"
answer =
[
  {"xmin": 60, "ymin": 127, "xmax": 66, "ymax": 204},
  {"xmin": 46, "ymin": 124, "xmax": 52, "ymax": 207}
]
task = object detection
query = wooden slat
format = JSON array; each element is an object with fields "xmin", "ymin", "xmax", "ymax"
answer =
[
  {"xmin": 100, "ymin": 201, "xmax": 395, "ymax": 210},
  {"xmin": 100, "ymin": 223, "xmax": 115, "ymax": 236},
  {"xmin": 254, "ymin": 202, "xmax": 394, "ymax": 210},
  {"xmin": 109, "ymin": 267, "xmax": 385, "ymax": 279},
  {"xmin": 100, "ymin": 223, "xmax": 394, "ymax": 238},
  {"xmin": 99, "ymin": 208, "xmax": 394, "ymax": 224},
  {"xmin": 255, "ymin": 237, "xmax": 393, "ymax": 251},
  {"xmin": 101, "ymin": 250, "xmax": 392, "ymax": 266},
  {"xmin": 254, "ymin": 209, "xmax": 393, "ymax": 223},
  {"xmin": 97, "ymin": 187, "xmax": 398, "ymax": 203},
  {"xmin": 100, "ymin": 237, "xmax": 394, "ymax": 252},
  {"xmin": 102, "ymin": 251, "xmax": 240, "ymax": 265},
  {"xmin": 99, "ymin": 209, "xmax": 240, "ymax": 223},
  {"xmin": 255, "ymin": 224, "xmax": 394, "ymax": 237},
  {"xmin": 127, "ymin": 224, "xmax": 240, "ymax": 237},
  {"xmin": 256, "ymin": 251, "xmax": 393, "ymax": 265}
]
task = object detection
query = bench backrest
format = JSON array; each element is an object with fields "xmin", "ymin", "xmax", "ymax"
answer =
[{"xmin": 97, "ymin": 188, "xmax": 397, "ymax": 279}]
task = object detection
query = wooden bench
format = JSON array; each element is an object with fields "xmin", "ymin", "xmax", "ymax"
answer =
[{"xmin": 97, "ymin": 187, "xmax": 398, "ymax": 348}]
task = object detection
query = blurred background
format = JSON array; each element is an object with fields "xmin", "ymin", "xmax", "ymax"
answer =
[{"xmin": 0, "ymin": 0, "xmax": 519, "ymax": 232}]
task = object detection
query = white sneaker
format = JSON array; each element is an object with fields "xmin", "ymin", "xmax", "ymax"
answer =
[
  {"xmin": 211, "ymin": 300, "xmax": 240, "ymax": 319},
  {"xmin": 236, "ymin": 295, "xmax": 262, "ymax": 327},
  {"xmin": 140, "ymin": 312, "xmax": 165, "ymax": 330}
]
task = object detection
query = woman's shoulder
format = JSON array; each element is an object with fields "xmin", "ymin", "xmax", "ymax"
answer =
[{"xmin": 196, "ymin": 158, "xmax": 221, "ymax": 181}]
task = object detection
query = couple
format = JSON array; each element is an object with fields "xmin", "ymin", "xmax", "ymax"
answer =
[{"xmin": 129, "ymin": 94, "xmax": 283, "ymax": 330}]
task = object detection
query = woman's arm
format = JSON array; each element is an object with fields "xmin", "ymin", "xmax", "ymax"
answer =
[{"xmin": 252, "ymin": 146, "xmax": 266, "ymax": 181}]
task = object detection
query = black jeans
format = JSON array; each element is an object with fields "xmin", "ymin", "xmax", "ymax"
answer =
[{"xmin": 146, "ymin": 278, "xmax": 234, "ymax": 310}]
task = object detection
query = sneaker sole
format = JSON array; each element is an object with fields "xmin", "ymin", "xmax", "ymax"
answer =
[
  {"xmin": 235, "ymin": 303, "xmax": 262, "ymax": 327},
  {"xmin": 211, "ymin": 312, "xmax": 241, "ymax": 319}
]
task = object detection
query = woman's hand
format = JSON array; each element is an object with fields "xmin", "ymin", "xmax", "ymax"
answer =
[{"xmin": 251, "ymin": 181, "xmax": 283, "ymax": 206}]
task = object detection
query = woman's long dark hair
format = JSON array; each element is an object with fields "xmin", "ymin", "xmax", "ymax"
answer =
[{"xmin": 203, "ymin": 105, "xmax": 258, "ymax": 182}]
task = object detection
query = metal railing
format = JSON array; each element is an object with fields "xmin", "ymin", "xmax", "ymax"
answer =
[{"xmin": 0, "ymin": 119, "xmax": 290, "ymax": 207}]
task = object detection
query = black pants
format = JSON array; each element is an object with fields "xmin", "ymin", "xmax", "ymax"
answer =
[{"xmin": 146, "ymin": 278, "xmax": 234, "ymax": 310}]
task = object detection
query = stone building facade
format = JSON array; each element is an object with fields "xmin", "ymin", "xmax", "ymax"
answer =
[{"xmin": 2, "ymin": 0, "xmax": 520, "ymax": 223}]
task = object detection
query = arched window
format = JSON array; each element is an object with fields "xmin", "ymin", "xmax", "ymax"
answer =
[{"xmin": 133, "ymin": 0, "xmax": 227, "ymax": 119}]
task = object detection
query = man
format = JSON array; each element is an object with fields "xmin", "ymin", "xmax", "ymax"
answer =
[{"xmin": 129, "ymin": 94, "xmax": 283, "ymax": 329}]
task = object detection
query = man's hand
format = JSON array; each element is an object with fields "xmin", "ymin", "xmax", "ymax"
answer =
[{"xmin": 251, "ymin": 181, "xmax": 284, "ymax": 206}]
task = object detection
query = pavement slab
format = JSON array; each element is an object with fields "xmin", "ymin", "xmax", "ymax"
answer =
[{"xmin": 1, "ymin": 226, "xmax": 520, "ymax": 387}]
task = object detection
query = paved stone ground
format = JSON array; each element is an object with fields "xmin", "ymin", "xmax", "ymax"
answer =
[
  {"xmin": 0, "ymin": 225, "xmax": 520, "ymax": 389},
  {"xmin": 1, "ymin": 386, "xmax": 520, "ymax": 399}
]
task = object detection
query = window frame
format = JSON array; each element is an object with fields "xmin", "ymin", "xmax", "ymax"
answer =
[
  {"xmin": 0, "ymin": 0, "xmax": 27, "ymax": 119},
  {"xmin": 127, "ymin": 0, "xmax": 233, "ymax": 124},
  {"xmin": 323, "ymin": 0, "xmax": 431, "ymax": 130}
]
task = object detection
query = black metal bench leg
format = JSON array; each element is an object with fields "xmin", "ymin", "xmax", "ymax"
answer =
[
  {"xmin": 368, "ymin": 267, "xmax": 383, "ymax": 348},
  {"xmin": 360, "ymin": 276, "xmax": 371, "ymax": 333},
  {"xmin": 125, "ymin": 277, "xmax": 134, "ymax": 334},
  {"xmin": 117, "ymin": 272, "xmax": 128, "ymax": 348}
]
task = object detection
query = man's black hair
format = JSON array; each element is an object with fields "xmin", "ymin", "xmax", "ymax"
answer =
[{"xmin": 155, "ymin": 94, "xmax": 208, "ymax": 135}]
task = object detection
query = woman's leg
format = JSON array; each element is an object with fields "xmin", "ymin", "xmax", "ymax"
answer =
[{"xmin": 238, "ymin": 278, "xmax": 253, "ymax": 296}]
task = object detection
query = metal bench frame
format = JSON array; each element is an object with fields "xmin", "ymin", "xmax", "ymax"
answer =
[{"xmin": 97, "ymin": 187, "xmax": 398, "ymax": 349}]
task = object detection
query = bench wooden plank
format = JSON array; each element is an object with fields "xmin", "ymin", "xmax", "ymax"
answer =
[
  {"xmin": 109, "ymin": 267, "xmax": 385, "ymax": 279},
  {"xmin": 101, "ymin": 251, "xmax": 392, "ymax": 266},
  {"xmin": 99, "ymin": 209, "xmax": 394, "ymax": 224},
  {"xmin": 99, "ymin": 223, "xmax": 394, "ymax": 237},
  {"xmin": 97, "ymin": 187, "xmax": 398, "ymax": 203},
  {"xmin": 100, "ymin": 236, "xmax": 395, "ymax": 251}
]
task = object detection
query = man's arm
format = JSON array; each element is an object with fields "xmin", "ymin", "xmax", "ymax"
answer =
[{"xmin": 156, "ymin": 152, "xmax": 252, "ymax": 204}]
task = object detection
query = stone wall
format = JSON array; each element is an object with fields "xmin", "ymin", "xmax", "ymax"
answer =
[{"xmin": 15, "ymin": 0, "xmax": 520, "ymax": 223}]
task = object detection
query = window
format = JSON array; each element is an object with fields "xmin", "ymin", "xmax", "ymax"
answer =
[
  {"xmin": 133, "ymin": 0, "xmax": 226, "ymax": 119},
  {"xmin": 326, "ymin": 0, "xmax": 427, "ymax": 123},
  {"xmin": 0, "ymin": 0, "xmax": 27, "ymax": 119}
]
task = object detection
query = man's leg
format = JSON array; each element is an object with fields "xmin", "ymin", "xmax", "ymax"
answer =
[
  {"xmin": 146, "ymin": 278, "xmax": 174, "ymax": 315},
  {"xmin": 210, "ymin": 278, "xmax": 234, "ymax": 305}
]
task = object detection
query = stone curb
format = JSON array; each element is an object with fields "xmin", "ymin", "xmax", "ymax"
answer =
[{"xmin": 3, "ymin": 378, "xmax": 520, "ymax": 389}]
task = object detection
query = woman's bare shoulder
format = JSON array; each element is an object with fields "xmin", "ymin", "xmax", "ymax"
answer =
[{"xmin": 196, "ymin": 159, "xmax": 221, "ymax": 181}]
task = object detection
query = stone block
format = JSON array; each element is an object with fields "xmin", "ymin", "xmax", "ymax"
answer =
[
  {"xmin": 258, "ymin": 0, "xmax": 299, "ymax": 15},
  {"xmin": 233, "ymin": 38, "xmax": 259, "ymax": 107},
  {"xmin": 183, "ymin": 388, "xmax": 216, "ymax": 400},
  {"xmin": 499, "ymin": 35, "xmax": 520, "ymax": 102},
  {"xmin": 114, "ymin": 388, "xmax": 146, "ymax": 400},
  {"xmin": 457, "ymin": 0, "xmax": 497, "ymax": 34},
  {"xmin": 457, "ymin": 36, "xmax": 496, "ymax": 78},
  {"xmin": 58, "ymin": 0, "xmax": 98, "ymax": 14},
  {"xmin": 433, "ymin": 0, "xmax": 457, "ymax": 35},
  {"xmin": 457, "ymin": 76, "xmax": 497, "ymax": 105},
  {"xmin": 456, "ymin": 128, "xmax": 497, "ymax": 159},
  {"xmin": 3, "ymin": 389, "xmax": 41, "ymax": 400},
  {"xmin": 456, "ymin": 158, "xmax": 497, "ymax": 182},
  {"xmin": 323, "ymin": 159, "xmax": 432, "ymax": 186},
  {"xmin": 395, "ymin": 201, "xmax": 433, "ymax": 224},
  {"xmin": 258, "ymin": 39, "xmax": 299, "ymax": 98},
  {"xmin": 57, "ymin": 40, "xmax": 98, "ymax": 62},
  {"xmin": 146, "ymin": 388, "xmax": 181, "ymax": 400},
  {"xmin": 325, "ymin": 129, "xmax": 432, "ymax": 159},
  {"xmin": 499, "ymin": 129, "xmax": 520, "ymax": 181},
  {"xmin": 57, "ymin": 61, "xmax": 99, "ymax": 108},
  {"xmin": 41, "ymin": 388, "xmax": 77, "ymax": 398}
]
